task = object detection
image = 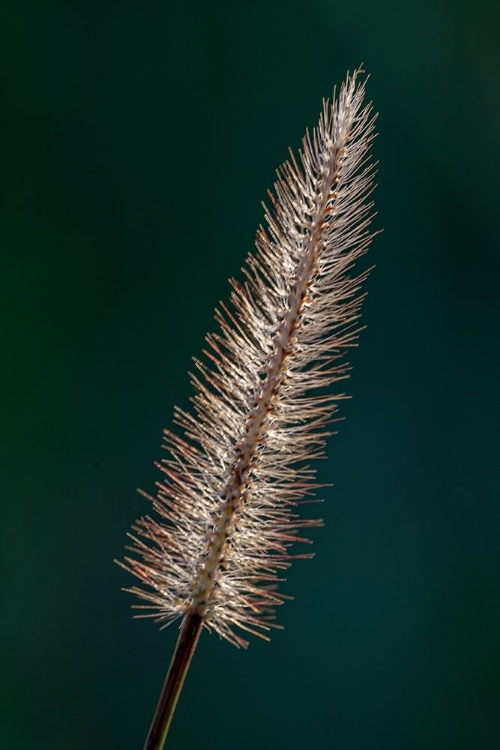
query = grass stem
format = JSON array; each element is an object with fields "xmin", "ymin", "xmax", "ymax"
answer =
[{"xmin": 143, "ymin": 612, "xmax": 203, "ymax": 750}]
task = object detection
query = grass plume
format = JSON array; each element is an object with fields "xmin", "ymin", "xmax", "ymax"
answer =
[{"xmin": 117, "ymin": 68, "xmax": 378, "ymax": 747}]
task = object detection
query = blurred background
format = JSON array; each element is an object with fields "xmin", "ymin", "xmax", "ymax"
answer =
[{"xmin": 1, "ymin": 1, "xmax": 499, "ymax": 748}]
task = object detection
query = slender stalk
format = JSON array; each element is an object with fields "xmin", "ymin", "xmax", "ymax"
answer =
[{"xmin": 143, "ymin": 612, "xmax": 203, "ymax": 750}]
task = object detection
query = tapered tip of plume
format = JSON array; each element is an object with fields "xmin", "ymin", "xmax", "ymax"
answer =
[{"xmin": 118, "ymin": 69, "xmax": 378, "ymax": 648}]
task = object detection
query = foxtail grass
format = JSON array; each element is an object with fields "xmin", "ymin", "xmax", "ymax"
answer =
[{"xmin": 117, "ymin": 68, "xmax": 378, "ymax": 749}]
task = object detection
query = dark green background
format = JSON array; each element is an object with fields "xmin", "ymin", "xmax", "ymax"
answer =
[{"xmin": 2, "ymin": 1, "xmax": 499, "ymax": 748}]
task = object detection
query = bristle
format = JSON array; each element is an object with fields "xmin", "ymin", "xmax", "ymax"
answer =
[{"xmin": 119, "ymin": 69, "xmax": 378, "ymax": 647}]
